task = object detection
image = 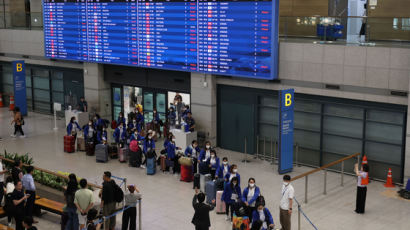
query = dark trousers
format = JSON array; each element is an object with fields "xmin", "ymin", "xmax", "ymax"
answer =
[
  {"xmin": 14, "ymin": 210, "xmax": 24, "ymax": 230},
  {"xmin": 192, "ymin": 158, "xmax": 198, "ymax": 174},
  {"xmin": 280, "ymin": 208, "xmax": 291, "ymax": 230},
  {"xmin": 210, "ymin": 168, "xmax": 216, "ymax": 180},
  {"xmin": 0, "ymin": 182, "xmax": 4, "ymax": 206},
  {"xmin": 14, "ymin": 125, "xmax": 24, "ymax": 136},
  {"xmin": 225, "ymin": 203, "xmax": 233, "ymax": 219},
  {"xmin": 246, "ymin": 206, "xmax": 256, "ymax": 223},
  {"xmin": 355, "ymin": 186, "xmax": 367, "ymax": 213},
  {"xmin": 25, "ymin": 190, "xmax": 36, "ymax": 218},
  {"xmin": 195, "ymin": 226, "xmax": 209, "ymax": 230},
  {"xmin": 121, "ymin": 206, "xmax": 136, "ymax": 230}
]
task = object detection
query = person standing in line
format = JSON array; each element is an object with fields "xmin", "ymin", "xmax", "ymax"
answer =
[
  {"xmin": 22, "ymin": 166, "xmax": 36, "ymax": 221},
  {"xmin": 122, "ymin": 185, "xmax": 141, "ymax": 230},
  {"xmin": 242, "ymin": 178, "xmax": 260, "ymax": 223},
  {"xmin": 185, "ymin": 140, "xmax": 200, "ymax": 174},
  {"xmin": 67, "ymin": 116, "xmax": 81, "ymax": 140},
  {"xmin": 354, "ymin": 163, "xmax": 369, "ymax": 214},
  {"xmin": 65, "ymin": 173, "xmax": 79, "ymax": 230},
  {"xmin": 215, "ymin": 157, "xmax": 230, "ymax": 179},
  {"xmin": 4, "ymin": 176, "xmax": 15, "ymax": 226},
  {"xmin": 280, "ymin": 175, "xmax": 294, "ymax": 230},
  {"xmin": 12, "ymin": 160, "xmax": 23, "ymax": 184},
  {"xmin": 142, "ymin": 131, "xmax": 156, "ymax": 169},
  {"xmin": 0, "ymin": 159, "xmax": 8, "ymax": 207},
  {"xmin": 100, "ymin": 171, "xmax": 116, "ymax": 230},
  {"xmin": 12, "ymin": 180, "xmax": 29, "ymax": 230},
  {"xmin": 191, "ymin": 188, "xmax": 215, "ymax": 230},
  {"xmin": 78, "ymin": 97, "xmax": 88, "ymax": 112},
  {"xmin": 75, "ymin": 179, "xmax": 94, "ymax": 230},
  {"xmin": 224, "ymin": 164, "xmax": 241, "ymax": 186},
  {"xmin": 11, "ymin": 107, "xmax": 25, "ymax": 138},
  {"xmin": 206, "ymin": 150, "xmax": 220, "ymax": 180},
  {"xmin": 221, "ymin": 177, "xmax": 241, "ymax": 222}
]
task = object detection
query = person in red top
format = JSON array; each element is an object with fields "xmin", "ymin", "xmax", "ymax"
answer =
[{"xmin": 354, "ymin": 163, "xmax": 369, "ymax": 214}]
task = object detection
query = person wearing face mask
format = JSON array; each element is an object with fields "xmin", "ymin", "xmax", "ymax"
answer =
[
  {"xmin": 252, "ymin": 196, "xmax": 274, "ymax": 230},
  {"xmin": 166, "ymin": 136, "xmax": 181, "ymax": 174},
  {"xmin": 93, "ymin": 114, "xmax": 104, "ymax": 130},
  {"xmin": 84, "ymin": 120, "xmax": 96, "ymax": 144},
  {"xmin": 67, "ymin": 116, "xmax": 82, "ymax": 139},
  {"xmin": 117, "ymin": 112, "xmax": 126, "ymax": 126},
  {"xmin": 221, "ymin": 177, "xmax": 241, "ymax": 222},
  {"xmin": 242, "ymin": 178, "xmax": 260, "ymax": 222},
  {"xmin": 215, "ymin": 157, "xmax": 230, "ymax": 179},
  {"xmin": 96, "ymin": 125, "xmax": 108, "ymax": 144},
  {"xmin": 151, "ymin": 109, "xmax": 162, "ymax": 138},
  {"xmin": 199, "ymin": 141, "xmax": 212, "ymax": 162},
  {"xmin": 114, "ymin": 122, "xmax": 127, "ymax": 146},
  {"xmin": 224, "ymin": 164, "xmax": 241, "ymax": 187},
  {"xmin": 128, "ymin": 118, "xmax": 138, "ymax": 131},
  {"xmin": 142, "ymin": 131, "xmax": 156, "ymax": 169},
  {"xmin": 130, "ymin": 130, "xmax": 143, "ymax": 142},
  {"xmin": 206, "ymin": 150, "xmax": 220, "ymax": 180},
  {"xmin": 185, "ymin": 140, "xmax": 200, "ymax": 174},
  {"xmin": 280, "ymin": 175, "xmax": 294, "ymax": 230}
]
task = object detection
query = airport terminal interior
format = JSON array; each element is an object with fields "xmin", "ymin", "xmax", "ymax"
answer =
[{"xmin": 0, "ymin": 0, "xmax": 410, "ymax": 229}]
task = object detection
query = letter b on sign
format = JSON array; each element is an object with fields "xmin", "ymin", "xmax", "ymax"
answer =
[
  {"xmin": 16, "ymin": 63, "xmax": 23, "ymax": 72},
  {"xmin": 285, "ymin": 93, "xmax": 292, "ymax": 107}
]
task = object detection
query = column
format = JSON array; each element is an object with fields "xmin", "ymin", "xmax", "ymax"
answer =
[
  {"xmin": 190, "ymin": 73, "xmax": 217, "ymax": 144},
  {"xmin": 83, "ymin": 63, "xmax": 112, "ymax": 120},
  {"xmin": 405, "ymin": 69, "xmax": 410, "ymax": 184}
]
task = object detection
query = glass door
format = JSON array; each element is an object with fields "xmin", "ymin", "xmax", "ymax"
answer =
[
  {"xmin": 112, "ymin": 86, "xmax": 123, "ymax": 121},
  {"xmin": 143, "ymin": 90, "xmax": 168, "ymax": 134}
]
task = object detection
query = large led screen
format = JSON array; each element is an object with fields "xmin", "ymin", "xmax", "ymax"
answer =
[{"xmin": 43, "ymin": 0, "xmax": 278, "ymax": 79}]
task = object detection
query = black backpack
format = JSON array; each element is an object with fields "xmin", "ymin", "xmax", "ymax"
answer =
[{"xmin": 113, "ymin": 182, "xmax": 124, "ymax": 203}]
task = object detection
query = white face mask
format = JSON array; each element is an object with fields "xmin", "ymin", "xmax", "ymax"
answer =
[
  {"xmin": 284, "ymin": 182, "xmax": 289, "ymax": 186},
  {"xmin": 119, "ymin": 126, "xmax": 123, "ymax": 129},
  {"xmin": 148, "ymin": 136, "xmax": 152, "ymax": 139},
  {"xmin": 233, "ymin": 182, "xmax": 237, "ymax": 186},
  {"xmin": 258, "ymin": 209, "xmax": 264, "ymax": 212},
  {"xmin": 134, "ymin": 133, "xmax": 138, "ymax": 136},
  {"xmin": 89, "ymin": 123, "xmax": 92, "ymax": 126},
  {"xmin": 249, "ymin": 183, "xmax": 255, "ymax": 188},
  {"xmin": 233, "ymin": 169, "xmax": 237, "ymax": 173},
  {"xmin": 206, "ymin": 145, "xmax": 210, "ymax": 149},
  {"xmin": 211, "ymin": 155, "xmax": 215, "ymax": 158},
  {"xmin": 172, "ymin": 139, "xmax": 176, "ymax": 142},
  {"xmin": 103, "ymin": 128, "xmax": 106, "ymax": 131},
  {"xmin": 223, "ymin": 161, "xmax": 228, "ymax": 165}
]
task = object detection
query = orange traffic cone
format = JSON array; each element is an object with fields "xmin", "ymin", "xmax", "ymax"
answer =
[
  {"xmin": 0, "ymin": 93, "xmax": 3, "ymax": 107},
  {"xmin": 362, "ymin": 155, "xmax": 368, "ymax": 165},
  {"xmin": 384, "ymin": 168, "xmax": 395, "ymax": 188},
  {"xmin": 9, "ymin": 95, "xmax": 14, "ymax": 111}
]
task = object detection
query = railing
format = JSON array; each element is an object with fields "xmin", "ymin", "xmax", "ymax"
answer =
[
  {"xmin": 295, "ymin": 198, "xmax": 318, "ymax": 230},
  {"xmin": 254, "ymin": 136, "xmax": 300, "ymax": 169},
  {"xmin": 291, "ymin": 152, "xmax": 360, "ymax": 204},
  {"xmin": 0, "ymin": 156, "xmax": 103, "ymax": 189}
]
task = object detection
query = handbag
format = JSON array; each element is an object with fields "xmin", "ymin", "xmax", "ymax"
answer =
[{"xmin": 178, "ymin": 156, "xmax": 193, "ymax": 166}]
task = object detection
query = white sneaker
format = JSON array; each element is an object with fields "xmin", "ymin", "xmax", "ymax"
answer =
[
  {"xmin": 225, "ymin": 216, "xmax": 230, "ymax": 221},
  {"xmin": 10, "ymin": 134, "xmax": 16, "ymax": 138},
  {"xmin": 20, "ymin": 135, "xmax": 26, "ymax": 138},
  {"xmin": 141, "ymin": 165, "xmax": 146, "ymax": 169}
]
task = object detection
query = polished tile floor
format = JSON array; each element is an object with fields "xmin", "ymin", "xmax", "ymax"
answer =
[{"xmin": 0, "ymin": 108, "xmax": 409, "ymax": 230}]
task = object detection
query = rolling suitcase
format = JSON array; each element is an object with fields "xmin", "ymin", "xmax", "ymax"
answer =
[
  {"xmin": 77, "ymin": 136, "xmax": 86, "ymax": 151},
  {"xmin": 180, "ymin": 165, "xmax": 193, "ymax": 182},
  {"xmin": 215, "ymin": 178, "xmax": 225, "ymax": 191},
  {"xmin": 86, "ymin": 141, "xmax": 95, "ymax": 156},
  {"xmin": 200, "ymin": 174, "xmax": 211, "ymax": 191},
  {"xmin": 193, "ymin": 173, "xmax": 200, "ymax": 189},
  {"xmin": 64, "ymin": 135, "xmax": 75, "ymax": 153},
  {"xmin": 119, "ymin": 147, "xmax": 128, "ymax": 163},
  {"xmin": 95, "ymin": 144, "xmax": 109, "ymax": 163},
  {"xmin": 205, "ymin": 180, "xmax": 216, "ymax": 204},
  {"xmin": 216, "ymin": 191, "xmax": 226, "ymax": 214},
  {"xmin": 129, "ymin": 149, "xmax": 142, "ymax": 167},
  {"xmin": 232, "ymin": 215, "xmax": 250, "ymax": 230},
  {"xmin": 146, "ymin": 157, "xmax": 156, "ymax": 175},
  {"xmin": 160, "ymin": 155, "xmax": 167, "ymax": 172}
]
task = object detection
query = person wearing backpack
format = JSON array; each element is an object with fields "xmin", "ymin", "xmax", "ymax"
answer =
[{"xmin": 100, "ymin": 171, "xmax": 122, "ymax": 230}]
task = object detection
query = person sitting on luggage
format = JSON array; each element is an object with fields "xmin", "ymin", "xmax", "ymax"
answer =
[
  {"xmin": 185, "ymin": 140, "xmax": 200, "ymax": 174},
  {"xmin": 252, "ymin": 196, "xmax": 274, "ymax": 230},
  {"xmin": 215, "ymin": 157, "xmax": 230, "ymax": 179},
  {"xmin": 206, "ymin": 150, "xmax": 220, "ymax": 180},
  {"xmin": 84, "ymin": 120, "xmax": 96, "ymax": 143},
  {"xmin": 96, "ymin": 126, "xmax": 108, "ymax": 144},
  {"xmin": 221, "ymin": 177, "xmax": 241, "ymax": 222},
  {"xmin": 122, "ymin": 185, "xmax": 141, "ymax": 230},
  {"xmin": 242, "ymin": 178, "xmax": 261, "ymax": 222},
  {"xmin": 166, "ymin": 136, "xmax": 181, "ymax": 174},
  {"xmin": 114, "ymin": 122, "xmax": 127, "ymax": 146},
  {"xmin": 224, "ymin": 164, "xmax": 241, "ymax": 186},
  {"xmin": 117, "ymin": 112, "xmax": 126, "ymax": 127},
  {"xmin": 191, "ymin": 188, "xmax": 215, "ymax": 230},
  {"xmin": 67, "ymin": 116, "xmax": 82, "ymax": 139}
]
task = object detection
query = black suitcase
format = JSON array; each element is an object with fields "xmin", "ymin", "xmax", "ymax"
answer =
[
  {"xmin": 129, "ymin": 149, "xmax": 142, "ymax": 167},
  {"xmin": 86, "ymin": 141, "xmax": 95, "ymax": 156},
  {"xmin": 215, "ymin": 178, "xmax": 225, "ymax": 191},
  {"xmin": 193, "ymin": 173, "xmax": 200, "ymax": 189}
]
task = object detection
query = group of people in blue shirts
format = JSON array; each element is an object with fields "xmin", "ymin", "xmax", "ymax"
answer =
[
  {"xmin": 184, "ymin": 140, "xmax": 275, "ymax": 230},
  {"xmin": 66, "ymin": 114, "xmax": 108, "ymax": 144}
]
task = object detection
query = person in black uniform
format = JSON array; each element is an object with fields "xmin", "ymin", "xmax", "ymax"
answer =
[
  {"xmin": 12, "ymin": 180, "xmax": 29, "ymax": 230},
  {"xmin": 11, "ymin": 160, "xmax": 23, "ymax": 184},
  {"xmin": 191, "ymin": 188, "xmax": 215, "ymax": 230}
]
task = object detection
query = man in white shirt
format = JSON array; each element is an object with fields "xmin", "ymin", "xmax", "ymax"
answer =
[{"xmin": 280, "ymin": 175, "xmax": 294, "ymax": 230}]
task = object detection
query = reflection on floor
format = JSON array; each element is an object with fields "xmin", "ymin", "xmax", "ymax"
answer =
[{"xmin": 0, "ymin": 108, "xmax": 409, "ymax": 230}]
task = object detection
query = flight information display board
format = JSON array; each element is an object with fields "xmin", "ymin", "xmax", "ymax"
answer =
[{"xmin": 43, "ymin": 0, "xmax": 278, "ymax": 79}]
